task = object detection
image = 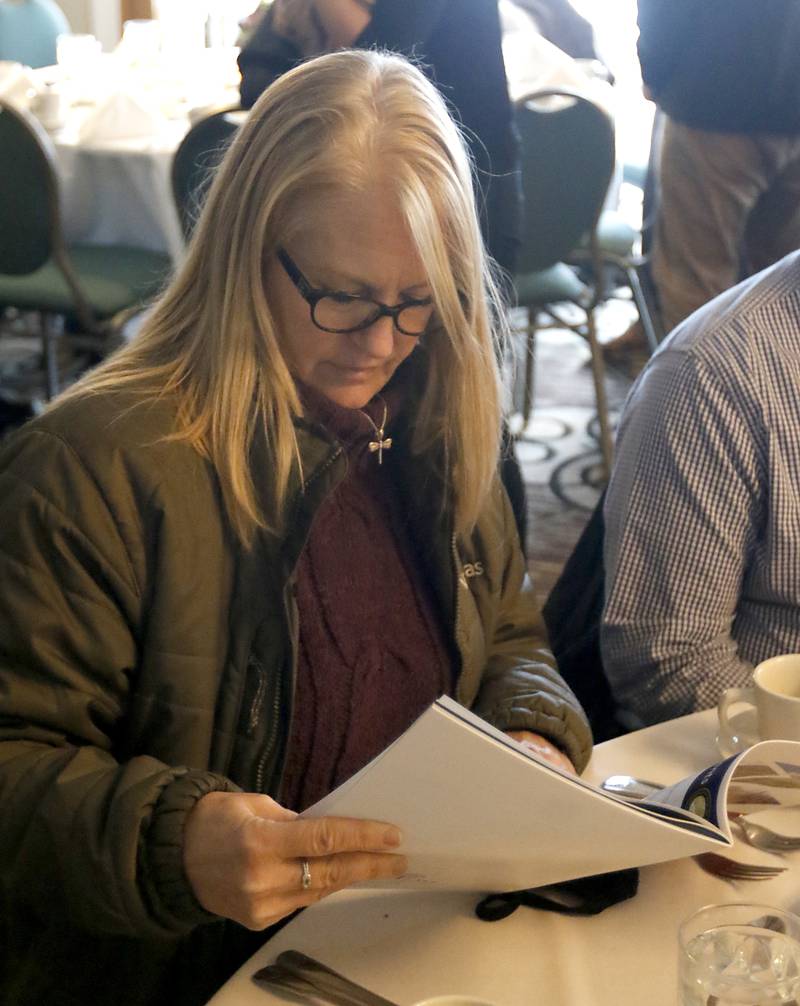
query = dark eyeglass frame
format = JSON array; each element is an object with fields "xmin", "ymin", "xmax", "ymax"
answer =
[{"xmin": 276, "ymin": 246, "xmax": 433, "ymax": 336}]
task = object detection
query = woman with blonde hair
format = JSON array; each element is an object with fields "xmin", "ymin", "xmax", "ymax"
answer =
[{"xmin": 0, "ymin": 50, "xmax": 590, "ymax": 1006}]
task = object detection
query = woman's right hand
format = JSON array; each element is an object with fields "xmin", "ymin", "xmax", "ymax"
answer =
[{"xmin": 183, "ymin": 791, "xmax": 406, "ymax": 930}]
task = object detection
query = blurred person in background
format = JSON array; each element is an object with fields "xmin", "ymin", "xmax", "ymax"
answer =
[
  {"xmin": 509, "ymin": 0, "xmax": 604, "ymax": 66},
  {"xmin": 637, "ymin": 0, "xmax": 800, "ymax": 333},
  {"xmin": 239, "ymin": 0, "xmax": 521, "ymax": 277},
  {"xmin": 0, "ymin": 50, "xmax": 590, "ymax": 1006}
]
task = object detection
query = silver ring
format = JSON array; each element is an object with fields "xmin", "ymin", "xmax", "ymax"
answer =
[{"xmin": 301, "ymin": 859, "xmax": 312, "ymax": 891}]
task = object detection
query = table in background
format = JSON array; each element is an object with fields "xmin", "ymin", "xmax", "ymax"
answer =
[
  {"xmin": 52, "ymin": 109, "xmax": 188, "ymax": 261},
  {"xmin": 32, "ymin": 49, "xmax": 242, "ymax": 262},
  {"xmin": 205, "ymin": 709, "xmax": 800, "ymax": 1006}
]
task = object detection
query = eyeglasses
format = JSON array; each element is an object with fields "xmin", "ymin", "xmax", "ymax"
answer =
[{"xmin": 276, "ymin": 247, "xmax": 434, "ymax": 336}]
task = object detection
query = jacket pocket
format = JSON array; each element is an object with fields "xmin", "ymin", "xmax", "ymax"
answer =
[{"xmin": 226, "ymin": 646, "xmax": 286, "ymax": 795}]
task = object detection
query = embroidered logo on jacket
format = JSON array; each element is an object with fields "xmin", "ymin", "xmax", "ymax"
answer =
[{"xmin": 463, "ymin": 561, "xmax": 484, "ymax": 579}]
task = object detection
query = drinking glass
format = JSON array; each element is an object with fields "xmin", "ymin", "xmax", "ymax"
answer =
[
  {"xmin": 152, "ymin": 0, "xmax": 207, "ymax": 53},
  {"xmin": 55, "ymin": 33, "xmax": 102, "ymax": 105},
  {"xmin": 679, "ymin": 903, "xmax": 800, "ymax": 1005},
  {"xmin": 119, "ymin": 20, "xmax": 162, "ymax": 66},
  {"xmin": 56, "ymin": 33, "xmax": 102, "ymax": 75}
]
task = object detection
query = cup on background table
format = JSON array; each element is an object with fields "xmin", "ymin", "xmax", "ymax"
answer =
[
  {"xmin": 718, "ymin": 654, "xmax": 800, "ymax": 754},
  {"xmin": 56, "ymin": 33, "xmax": 102, "ymax": 105},
  {"xmin": 678, "ymin": 903, "xmax": 800, "ymax": 1005},
  {"xmin": 29, "ymin": 83, "xmax": 65, "ymax": 131}
]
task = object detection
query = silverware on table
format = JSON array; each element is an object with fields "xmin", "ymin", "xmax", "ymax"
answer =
[
  {"xmin": 599, "ymin": 777, "xmax": 794, "ymax": 876},
  {"xmin": 254, "ymin": 962, "xmax": 337, "ymax": 1004},
  {"xmin": 693, "ymin": 851, "xmax": 787, "ymax": 881},
  {"xmin": 253, "ymin": 951, "xmax": 399, "ymax": 1006},
  {"xmin": 733, "ymin": 815, "xmax": 800, "ymax": 853},
  {"xmin": 599, "ymin": 775, "xmax": 664, "ymax": 800}
]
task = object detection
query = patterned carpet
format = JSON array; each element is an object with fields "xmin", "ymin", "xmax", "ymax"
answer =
[{"xmin": 514, "ymin": 320, "xmax": 636, "ymax": 610}]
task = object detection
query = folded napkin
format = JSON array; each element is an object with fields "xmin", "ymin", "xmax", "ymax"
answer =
[
  {"xmin": 0, "ymin": 61, "xmax": 38, "ymax": 109},
  {"xmin": 77, "ymin": 90, "xmax": 160, "ymax": 142},
  {"xmin": 475, "ymin": 868, "xmax": 639, "ymax": 921}
]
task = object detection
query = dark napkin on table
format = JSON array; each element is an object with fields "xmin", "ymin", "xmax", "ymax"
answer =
[{"xmin": 475, "ymin": 868, "xmax": 639, "ymax": 921}]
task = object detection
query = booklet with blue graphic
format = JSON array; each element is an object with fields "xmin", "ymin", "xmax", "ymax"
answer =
[{"xmin": 302, "ymin": 696, "xmax": 800, "ymax": 892}]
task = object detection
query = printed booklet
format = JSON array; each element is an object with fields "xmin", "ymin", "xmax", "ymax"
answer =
[{"xmin": 302, "ymin": 696, "xmax": 800, "ymax": 892}]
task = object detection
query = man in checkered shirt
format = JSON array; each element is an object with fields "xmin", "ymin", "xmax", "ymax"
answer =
[{"xmin": 601, "ymin": 250, "xmax": 800, "ymax": 725}]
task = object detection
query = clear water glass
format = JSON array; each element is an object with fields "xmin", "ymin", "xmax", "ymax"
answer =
[
  {"xmin": 56, "ymin": 33, "xmax": 102, "ymax": 76},
  {"xmin": 119, "ymin": 20, "xmax": 163, "ymax": 67},
  {"xmin": 679, "ymin": 903, "xmax": 800, "ymax": 1005}
]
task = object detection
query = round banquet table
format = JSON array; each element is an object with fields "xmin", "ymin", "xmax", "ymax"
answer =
[
  {"xmin": 25, "ymin": 54, "xmax": 242, "ymax": 263},
  {"xmin": 52, "ymin": 110, "xmax": 188, "ymax": 261},
  {"xmin": 204, "ymin": 708, "xmax": 800, "ymax": 1006}
]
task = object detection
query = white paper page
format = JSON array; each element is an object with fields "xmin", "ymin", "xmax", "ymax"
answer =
[{"xmin": 301, "ymin": 698, "xmax": 732, "ymax": 893}]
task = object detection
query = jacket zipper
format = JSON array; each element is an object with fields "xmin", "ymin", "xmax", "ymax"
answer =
[
  {"xmin": 254, "ymin": 679, "xmax": 283, "ymax": 794},
  {"xmin": 250, "ymin": 444, "xmax": 344, "ymax": 795},
  {"xmin": 451, "ymin": 532, "xmax": 467, "ymax": 703}
]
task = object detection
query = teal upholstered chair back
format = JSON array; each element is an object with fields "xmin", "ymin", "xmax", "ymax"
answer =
[
  {"xmin": 0, "ymin": 0, "xmax": 70, "ymax": 68},
  {"xmin": 171, "ymin": 109, "xmax": 241, "ymax": 240},
  {"xmin": 0, "ymin": 99, "xmax": 60, "ymax": 275},
  {"xmin": 514, "ymin": 89, "xmax": 615, "ymax": 276}
]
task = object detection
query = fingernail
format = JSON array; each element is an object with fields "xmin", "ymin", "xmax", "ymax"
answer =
[
  {"xmin": 393, "ymin": 856, "xmax": 408, "ymax": 877},
  {"xmin": 383, "ymin": 826, "xmax": 402, "ymax": 847}
]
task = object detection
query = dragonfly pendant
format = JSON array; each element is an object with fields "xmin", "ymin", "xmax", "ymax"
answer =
[{"xmin": 368, "ymin": 434, "xmax": 392, "ymax": 464}]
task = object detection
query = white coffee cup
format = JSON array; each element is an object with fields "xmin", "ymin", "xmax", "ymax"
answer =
[
  {"xmin": 718, "ymin": 653, "xmax": 800, "ymax": 750},
  {"xmin": 30, "ymin": 86, "xmax": 65, "ymax": 131}
]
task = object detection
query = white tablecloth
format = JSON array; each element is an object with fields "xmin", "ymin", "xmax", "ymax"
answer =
[
  {"xmin": 53, "ymin": 108, "xmax": 188, "ymax": 261},
  {"xmin": 26, "ymin": 53, "xmax": 242, "ymax": 262},
  {"xmin": 204, "ymin": 709, "xmax": 800, "ymax": 1006}
]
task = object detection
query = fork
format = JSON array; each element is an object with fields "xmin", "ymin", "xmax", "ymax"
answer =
[
  {"xmin": 254, "ymin": 953, "xmax": 398, "ymax": 1006},
  {"xmin": 253, "ymin": 962, "xmax": 346, "ymax": 1004},
  {"xmin": 694, "ymin": 851, "xmax": 787, "ymax": 880}
]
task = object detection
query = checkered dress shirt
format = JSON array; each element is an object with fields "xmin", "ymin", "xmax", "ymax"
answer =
[{"xmin": 601, "ymin": 251, "xmax": 800, "ymax": 725}]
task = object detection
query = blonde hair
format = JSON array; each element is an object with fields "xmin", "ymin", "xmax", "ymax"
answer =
[{"xmin": 58, "ymin": 49, "xmax": 509, "ymax": 546}]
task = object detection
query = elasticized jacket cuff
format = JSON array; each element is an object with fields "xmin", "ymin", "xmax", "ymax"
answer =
[
  {"xmin": 142, "ymin": 770, "xmax": 240, "ymax": 931},
  {"xmin": 498, "ymin": 705, "xmax": 593, "ymax": 774}
]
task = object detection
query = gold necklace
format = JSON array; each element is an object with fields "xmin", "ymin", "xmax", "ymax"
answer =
[{"xmin": 360, "ymin": 396, "xmax": 392, "ymax": 464}]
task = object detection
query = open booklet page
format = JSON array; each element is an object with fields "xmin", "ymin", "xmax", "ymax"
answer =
[
  {"xmin": 302, "ymin": 697, "xmax": 800, "ymax": 892},
  {"xmin": 646, "ymin": 744, "xmax": 800, "ymax": 832}
]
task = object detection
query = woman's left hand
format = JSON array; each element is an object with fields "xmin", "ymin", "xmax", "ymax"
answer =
[{"xmin": 506, "ymin": 730, "xmax": 576, "ymax": 774}]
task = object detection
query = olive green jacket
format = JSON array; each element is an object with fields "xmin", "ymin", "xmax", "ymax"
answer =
[{"xmin": 0, "ymin": 389, "xmax": 591, "ymax": 1006}]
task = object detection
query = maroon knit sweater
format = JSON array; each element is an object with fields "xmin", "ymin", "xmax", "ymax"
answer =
[{"xmin": 279, "ymin": 385, "xmax": 454, "ymax": 812}]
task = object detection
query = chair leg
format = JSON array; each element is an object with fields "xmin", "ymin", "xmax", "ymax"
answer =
[
  {"xmin": 41, "ymin": 313, "xmax": 63, "ymax": 401},
  {"xmin": 625, "ymin": 263, "xmax": 662, "ymax": 353},
  {"xmin": 521, "ymin": 310, "xmax": 537, "ymax": 433},
  {"xmin": 585, "ymin": 306, "xmax": 614, "ymax": 480}
]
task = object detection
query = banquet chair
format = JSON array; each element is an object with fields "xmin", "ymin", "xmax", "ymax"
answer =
[
  {"xmin": 512, "ymin": 87, "xmax": 620, "ymax": 473},
  {"xmin": 0, "ymin": 0, "xmax": 69, "ymax": 69},
  {"xmin": 171, "ymin": 108, "xmax": 241, "ymax": 240},
  {"xmin": 581, "ymin": 211, "xmax": 663, "ymax": 351},
  {"xmin": 575, "ymin": 107, "xmax": 665, "ymax": 349},
  {"xmin": 0, "ymin": 100, "xmax": 171, "ymax": 400}
]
